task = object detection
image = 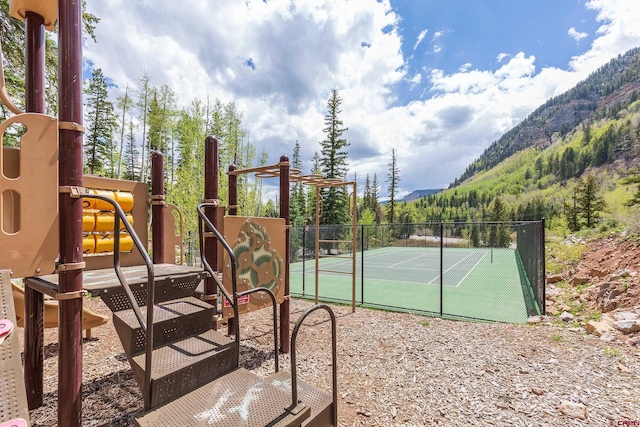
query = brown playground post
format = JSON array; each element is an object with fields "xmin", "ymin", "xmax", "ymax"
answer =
[
  {"xmin": 57, "ymin": 0, "xmax": 85, "ymax": 425},
  {"xmin": 152, "ymin": 151, "xmax": 165, "ymax": 263},
  {"xmin": 204, "ymin": 137, "xmax": 219, "ymax": 294},
  {"xmin": 279, "ymin": 156, "xmax": 290, "ymax": 353},
  {"xmin": 227, "ymin": 164, "xmax": 238, "ymax": 335},
  {"xmin": 24, "ymin": 9, "xmax": 45, "ymax": 410}
]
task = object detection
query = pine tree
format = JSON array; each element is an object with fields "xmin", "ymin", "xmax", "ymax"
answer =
[
  {"xmin": 84, "ymin": 68, "xmax": 117, "ymax": 176},
  {"xmin": 0, "ymin": 1, "xmax": 97, "ymax": 120},
  {"xmin": 307, "ymin": 152, "xmax": 321, "ymax": 218},
  {"xmin": 363, "ymin": 173, "xmax": 372, "ymax": 211},
  {"xmin": 564, "ymin": 190, "xmax": 580, "ymax": 232},
  {"xmin": 623, "ymin": 168, "xmax": 640, "ymax": 207},
  {"xmin": 122, "ymin": 116, "xmax": 140, "ymax": 181},
  {"xmin": 488, "ymin": 197, "xmax": 511, "ymax": 247},
  {"xmin": 386, "ymin": 149, "xmax": 400, "ymax": 223},
  {"xmin": 576, "ymin": 175, "xmax": 606, "ymax": 228},
  {"xmin": 319, "ymin": 89, "xmax": 349, "ymax": 225},
  {"xmin": 371, "ymin": 173, "xmax": 383, "ymax": 224},
  {"xmin": 290, "ymin": 141, "xmax": 306, "ymax": 225}
]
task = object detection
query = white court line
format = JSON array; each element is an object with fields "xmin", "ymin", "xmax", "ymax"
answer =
[
  {"xmin": 427, "ymin": 251, "xmax": 485, "ymax": 285},
  {"xmin": 388, "ymin": 252, "xmax": 434, "ymax": 268},
  {"xmin": 290, "ymin": 249, "xmax": 402, "ymax": 273},
  {"xmin": 455, "ymin": 251, "xmax": 487, "ymax": 285},
  {"xmin": 291, "ymin": 269, "xmax": 441, "ymax": 287}
]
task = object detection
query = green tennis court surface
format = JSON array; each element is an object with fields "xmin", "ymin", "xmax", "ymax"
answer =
[{"xmin": 290, "ymin": 247, "xmax": 540, "ymax": 323}]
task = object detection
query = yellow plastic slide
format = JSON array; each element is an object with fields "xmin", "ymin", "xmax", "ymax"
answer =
[{"xmin": 11, "ymin": 282, "xmax": 108, "ymax": 338}]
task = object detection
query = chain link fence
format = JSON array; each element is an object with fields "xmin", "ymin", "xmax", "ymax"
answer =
[{"xmin": 290, "ymin": 221, "xmax": 545, "ymax": 323}]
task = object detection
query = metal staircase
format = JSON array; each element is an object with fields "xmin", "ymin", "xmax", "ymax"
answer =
[{"xmin": 87, "ymin": 198, "xmax": 336, "ymax": 426}]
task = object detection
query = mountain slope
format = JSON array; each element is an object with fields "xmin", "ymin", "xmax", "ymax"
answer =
[{"xmin": 452, "ymin": 47, "xmax": 640, "ymax": 187}]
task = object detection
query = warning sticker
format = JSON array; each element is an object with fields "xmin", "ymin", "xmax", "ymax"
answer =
[{"xmin": 224, "ymin": 294, "xmax": 250, "ymax": 307}]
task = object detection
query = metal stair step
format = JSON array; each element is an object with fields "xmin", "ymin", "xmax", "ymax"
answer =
[
  {"xmin": 98, "ymin": 269, "xmax": 205, "ymax": 313},
  {"xmin": 268, "ymin": 371, "xmax": 334, "ymax": 427},
  {"xmin": 135, "ymin": 367, "xmax": 311, "ymax": 427},
  {"xmin": 131, "ymin": 329, "xmax": 239, "ymax": 409},
  {"xmin": 113, "ymin": 297, "xmax": 215, "ymax": 357}
]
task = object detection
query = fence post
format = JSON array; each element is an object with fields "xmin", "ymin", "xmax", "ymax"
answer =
[
  {"xmin": 439, "ymin": 221, "xmax": 444, "ymax": 317},
  {"xmin": 302, "ymin": 227, "xmax": 306, "ymax": 296},
  {"xmin": 541, "ymin": 218, "xmax": 546, "ymax": 314},
  {"xmin": 361, "ymin": 224, "xmax": 364, "ymax": 305}
]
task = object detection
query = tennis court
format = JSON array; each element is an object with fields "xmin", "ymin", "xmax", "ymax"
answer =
[{"xmin": 290, "ymin": 246, "xmax": 540, "ymax": 323}]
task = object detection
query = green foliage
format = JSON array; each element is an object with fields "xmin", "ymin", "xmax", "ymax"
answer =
[
  {"xmin": 386, "ymin": 149, "xmax": 400, "ymax": 223},
  {"xmin": 0, "ymin": 0, "xmax": 96, "ymax": 118},
  {"xmin": 622, "ymin": 168, "xmax": 640, "ymax": 207},
  {"xmin": 550, "ymin": 333, "xmax": 564, "ymax": 342},
  {"xmin": 319, "ymin": 89, "xmax": 350, "ymax": 225},
  {"xmin": 604, "ymin": 347, "xmax": 621, "ymax": 357},
  {"xmin": 545, "ymin": 239, "xmax": 588, "ymax": 275},
  {"xmin": 290, "ymin": 141, "xmax": 307, "ymax": 226},
  {"xmin": 576, "ymin": 175, "xmax": 607, "ymax": 229},
  {"xmin": 487, "ymin": 197, "xmax": 511, "ymax": 247},
  {"xmin": 452, "ymin": 47, "xmax": 640, "ymax": 185},
  {"xmin": 83, "ymin": 68, "xmax": 118, "ymax": 176}
]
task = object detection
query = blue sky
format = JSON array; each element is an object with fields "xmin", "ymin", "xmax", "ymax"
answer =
[
  {"xmin": 394, "ymin": 0, "xmax": 600, "ymax": 103},
  {"xmin": 84, "ymin": 0, "xmax": 640, "ymax": 198}
]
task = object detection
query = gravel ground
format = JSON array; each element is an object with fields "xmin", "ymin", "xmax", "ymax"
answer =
[{"xmin": 22, "ymin": 297, "xmax": 640, "ymax": 426}]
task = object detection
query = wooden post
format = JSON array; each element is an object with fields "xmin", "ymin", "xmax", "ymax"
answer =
[
  {"xmin": 24, "ymin": 10, "xmax": 45, "ymax": 410},
  {"xmin": 279, "ymin": 156, "xmax": 290, "ymax": 353},
  {"xmin": 227, "ymin": 165, "xmax": 238, "ymax": 336},
  {"xmin": 151, "ymin": 151, "xmax": 165, "ymax": 264},
  {"xmin": 58, "ymin": 0, "xmax": 85, "ymax": 424}
]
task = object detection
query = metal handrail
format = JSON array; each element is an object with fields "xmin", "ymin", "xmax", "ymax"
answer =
[
  {"xmin": 81, "ymin": 193, "xmax": 155, "ymax": 410},
  {"xmin": 236, "ymin": 287, "xmax": 279, "ymax": 372},
  {"xmin": 290, "ymin": 304, "xmax": 338, "ymax": 426},
  {"xmin": 196, "ymin": 203, "xmax": 240, "ymax": 343}
]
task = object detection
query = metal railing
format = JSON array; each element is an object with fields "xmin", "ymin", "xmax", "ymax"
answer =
[
  {"xmin": 237, "ymin": 287, "xmax": 279, "ymax": 373},
  {"xmin": 80, "ymin": 193, "xmax": 155, "ymax": 410},
  {"xmin": 197, "ymin": 203, "xmax": 240, "ymax": 342},
  {"xmin": 290, "ymin": 304, "xmax": 337, "ymax": 425}
]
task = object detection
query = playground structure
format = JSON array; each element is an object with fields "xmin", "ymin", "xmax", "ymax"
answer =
[{"xmin": 0, "ymin": 0, "xmax": 355, "ymax": 425}]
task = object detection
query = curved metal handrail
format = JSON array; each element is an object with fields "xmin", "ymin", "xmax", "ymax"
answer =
[
  {"xmin": 81, "ymin": 193, "xmax": 155, "ymax": 410},
  {"xmin": 196, "ymin": 203, "xmax": 240, "ymax": 342},
  {"xmin": 236, "ymin": 287, "xmax": 279, "ymax": 372},
  {"xmin": 290, "ymin": 304, "xmax": 338, "ymax": 426}
]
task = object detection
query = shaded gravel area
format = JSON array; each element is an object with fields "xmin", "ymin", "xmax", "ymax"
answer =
[{"xmin": 22, "ymin": 298, "xmax": 640, "ymax": 426}]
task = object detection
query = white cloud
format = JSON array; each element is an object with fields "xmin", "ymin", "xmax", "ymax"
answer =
[
  {"xmin": 413, "ymin": 29, "xmax": 428, "ymax": 50},
  {"xmin": 569, "ymin": 0, "xmax": 640, "ymax": 76},
  {"xmin": 496, "ymin": 53, "xmax": 510, "ymax": 62},
  {"xmin": 568, "ymin": 27, "xmax": 588, "ymax": 42},
  {"xmin": 82, "ymin": 0, "xmax": 640, "ymax": 199}
]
